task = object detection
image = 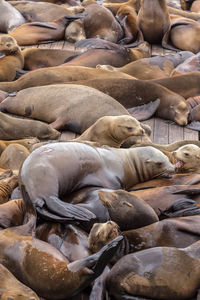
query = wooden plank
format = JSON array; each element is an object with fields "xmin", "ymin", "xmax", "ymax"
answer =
[
  {"xmin": 168, "ymin": 122, "xmax": 184, "ymax": 143},
  {"xmin": 184, "ymin": 127, "xmax": 199, "ymax": 141},
  {"xmin": 38, "ymin": 43, "xmax": 52, "ymax": 49},
  {"xmin": 153, "ymin": 118, "xmax": 169, "ymax": 144},
  {"xmin": 63, "ymin": 41, "xmax": 76, "ymax": 51},
  {"xmin": 50, "ymin": 41, "xmax": 65, "ymax": 49}
]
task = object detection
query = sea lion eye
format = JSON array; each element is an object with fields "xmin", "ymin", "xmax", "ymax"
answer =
[
  {"xmin": 126, "ymin": 127, "xmax": 133, "ymax": 131},
  {"xmin": 156, "ymin": 162, "xmax": 163, "ymax": 167},
  {"xmin": 184, "ymin": 152, "xmax": 189, "ymax": 157}
]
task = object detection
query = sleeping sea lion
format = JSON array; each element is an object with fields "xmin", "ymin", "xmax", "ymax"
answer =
[
  {"xmin": 0, "ymin": 0, "xmax": 25, "ymax": 33},
  {"xmin": 0, "ymin": 144, "xmax": 30, "ymax": 171},
  {"xmin": 0, "ymin": 198, "xmax": 24, "ymax": 228},
  {"xmin": 0, "ymin": 174, "xmax": 18, "ymax": 204},
  {"xmin": 170, "ymin": 52, "xmax": 200, "ymax": 76},
  {"xmin": 19, "ymin": 142, "xmax": 175, "ymax": 223}
]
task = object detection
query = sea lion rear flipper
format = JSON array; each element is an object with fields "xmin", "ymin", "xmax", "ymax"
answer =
[
  {"xmin": 127, "ymin": 99, "xmax": 160, "ymax": 121},
  {"xmin": 186, "ymin": 121, "xmax": 200, "ymax": 131}
]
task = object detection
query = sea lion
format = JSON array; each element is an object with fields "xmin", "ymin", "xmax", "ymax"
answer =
[
  {"xmin": 0, "ymin": 263, "xmax": 40, "ymax": 300},
  {"xmin": 0, "ymin": 35, "xmax": 24, "ymax": 82},
  {"xmin": 0, "ymin": 219, "xmax": 123, "ymax": 299},
  {"xmin": 0, "ymin": 65, "xmax": 133, "ymax": 93},
  {"xmin": 106, "ymin": 240, "xmax": 200, "ymax": 300},
  {"xmin": 191, "ymin": 0, "xmax": 200, "ymax": 12},
  {"xmin": 0, "ymin": 0, "xmax": 25, "ymax": 33},
  {"xmin": 172, "ymin": 144, "xmax": 200, "ymax": 173},
  {"xmin": 73, "ymin": 115, "xmax": 145, "ymax": 147},
  {"xmin": 9, "ymin": 14, "xmax": 84, "ymax": 46},
  {"xmin": 0, "ymin": 137, "xmax": 39, "ymax": 154},
  {"xmin": 0, "ymin": 174, "xmax": 18, "ymax": 204},
  {"xmin": 10, "ymin": 1, "xmax": 85, "ymax": 22},
  {"xmin": 19, "ymin": 142, "xmax": 175, "ymax": 224},
  {"xmin": 137, "ymin": 0, "xmax": 171, "ymax": 46},
  {"xmin": 0, "ymin": 90, "xmax": 9, "ymax": 102},
  {"xmin": 65, "ymin": 19, "xmax": 86, "ymax": 43},
  {"xmin": 83, "ymin": 3, "xmax": 123, "ymax": 43},
  {"xmin": 170, "ymin": 52, "xmax": 200, "ymax": 76},
  {"xmin": 69, "ymin": 78, "xmax": 190, "ymax": 126},
  {"xmin": 168, "ymin": 6, "xmax": 200, "ymax": 21},
  {"xmin": 0, "ymin": 112, "xmax": 60, "ymax": 140},
  {"xmin": 0, "ymin": 198, "xmax": 24, "ymax": 228},
  {"xmin": 0, "ymin": 84, "xmax": 132, "ymax": 132},
  {"xmin": 0, "ymin": 144, "xmax": 30, "ymax": 171}
]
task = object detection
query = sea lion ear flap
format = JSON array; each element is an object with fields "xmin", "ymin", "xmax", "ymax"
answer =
[{"xmin": 145, "ymin": 159, "xmax": 151, "ymax": 163}]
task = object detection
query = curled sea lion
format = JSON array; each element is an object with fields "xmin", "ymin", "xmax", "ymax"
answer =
[
  {"xmin": 172, "ymin": 144, "xmax": 200, "ymax": 173},
  {"xmin": 0, "ymin": 84, "xmax": 131, "ymax": 132},
  {"xmin": 0, "ymin": 0, "xmax": 25, "ymax": 33},
  {"xmin": 9, "ymin": 14, "xmax": 84, "ymax": 46},
  {"xmin": 106, "ymin": 240, "xmax": 200, "ymax": 300},
  {"xmin": 0, "ymin": 144, "xmax": 30, "ymax": 171},
  {"xmin": 73, "ymin": 115, "xmax": 145, "ymax": 147},
  {"xmin": 0, "ymin": 263, "xmax": 40, "ymax": 300},
  {"xmin": 19, "ymin": 142, "xmax": 175, "ymax": 223},
  {"xmin": 0, "ymin": 198, "xmax": 24, "ymax": 228},
  {"xmin": 0, "ymin": 174, "xmax": 18, "ymax": 204},
  {"xmin": 0, "ymin": 112, "xmax": 60, "ymax": 140},
  {"xmin": 0, "ymin": 35, "xmax": 24, "ymax": 82}
]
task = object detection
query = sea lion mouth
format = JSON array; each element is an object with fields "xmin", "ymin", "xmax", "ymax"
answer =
[
  {"xmin": 0, "ymin": 52, "xmax": 6, "ymax": 59},
  {"xmin": 175, "ymin": 160, "xmax": 184, "ymax": 171}
]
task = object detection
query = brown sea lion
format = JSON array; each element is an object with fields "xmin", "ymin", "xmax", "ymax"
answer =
[
  {"xmin": 0, "ymin": 174, "xmax": 18, "ymax": 204},
  {"xmin": 69, "ymin": 78, "xmax": 189, "ymax": 126},
  {"xmin": 0, "ymin": 263, "xmax": 40, "ymax": 300},
  {"xmin": 168, "ymin": 6, "xmax": 200, "ymax": 20},
  {"xmin": 73, "ymin": 115, "xmax": 145, "ymax": 147},
  {"xmin": 0, "ymin": 65, "xmax": 133, "ymax": 93},
  {"xmin": 10, "ymin": 1, "xmax": 85, "ymax": 22},
  {"xmin": 22, "ymin": 47, "xmax": 84, "ymax": 70},
  {"xmin": 0, "ymin": 35, "xmax": 24, "ymax": 82},
  {"xmin": 191, "ymin": 0, "xmax": 200, "ymax": 12},
  {"xmin": 172, "ymin": 144, "xmax": 200, "ymax": 173},
  {"xmin": 0, "ymin": 137, "xmax": 39, "ymax": 154},
  {"xmin": 83, "ymin": 3, "xmax": 123, "ymax": 43},
  {"xmin": 0, "ymin": 84, "xmax": 132, "ymax": 133},
  {"xmin": 0, "ymin": 219, "xmax": 123, "ymax": 299},
  {"xmin": 65, "ymin": 19, "xmax": 86, "ymax": 43},
  {"xmin": 180, "ymin": 0, "xmax": 194, "ymax": 10},
  {"xmin": 106, "ymin": 240, "xmax": 200, "ymax": 300},
  {"xmin": 171, "ymin": 52, "xmax": 200, "ymax": 76},
  {"xmin": 0, "ymin": 112, "xmax": 60, "ymax": 140},
  {"xmin": 19, "ymin": 142, "xmax": 175, "ymax": 224},
  {"xmin": 0, "ymin": 90, "xmax": 9, "ymax": 102},
  {"xmin": 0, "ymin": 198, "xmax": 24, "ymax": 228},
  {"xmin": 9, "ymin": 14, "xmax": 84, "ymax": 46},
  {"xmin": 98, "ymin": 189, "xmax": 159, "ymax": 230},
  {"xmin": 137, "ymin": 0, "xmax": 171, "ymax": 46},
  {"xmin": 0, "ymin": 144, "xmax": 30, "ymax": 171},
  {"xmin": 0, "ymin": 0, "xmax": 25, "ymax": 33}
]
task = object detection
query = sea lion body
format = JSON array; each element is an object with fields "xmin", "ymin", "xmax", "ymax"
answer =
[
  {"xmin": 0, "ymin": 198, "xmax": 24, "ymax": 229},
  {"xmin": 0, "ymin": 0, "xmax": 25, "ymax": 33},
  {"xmin": 171, "ymin": 52, "xmax": 200, "ymax": 76},
  {"xmin": 0, "ymin": 144, "xmax": 30, "ymax": 171},
  {"xmin": 20, "ymin": 143, "xmax": 175, "ymax": 221}
]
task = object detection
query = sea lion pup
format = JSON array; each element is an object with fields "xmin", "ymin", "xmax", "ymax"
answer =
[
  {"xmin": 0, "ymin": 263, "xmax": 40, "ymax": 300},
  {"xmin": 106, "ymin": 240, "xmax": 200, "ymax": 300},
  {"xmin": 0, "ymin": 144, "xmax": 30, "ymax": 171},
  {"xmin": 9, "ymin": 1, "xmax": 85, "ymax": 22},
  {"xmin": 9, "ymin": 14, "xmax": 85, "ymax": 46},
  {"xmin": 0, "ymin": 35, "xmax": 24, "ymax": 82},
  {"xmin": 73, "ymin": 115, "xmax": 145, "ymax": 147},
  {"xmin": 0, "ymin": 112, "xmax": 60, "ymax": 140},
  {"xmin": 97, "ymin": 51, "xmax": 194, "ymax": 80},
  {"xmin": 170, "ymin": 52, "xmax": 200, "ymax": 76},
  {"xmin": 22, "ymin": 47, "xmax": 84, "ymax": 70},
  {"xmin": 0, "ymin": 0, "xmax": 25, "ymax": 33},
  {"xmin": 0, "ymin": 174, "xmax": 18, "ymax": 204},
  {"xmin": 0, "ymin": 84, "xmax": 132, "ymax": 133},
  {"xmin": 82, "ymin": 3, "xmax": 123, "ymax": 43},
  {"xmin": 69, "ymin": 78, "xmax": 189, "ymax": 126},
  {"xmin": 172, "ymin": 144, "xmax": 200, "ymax": 173},
  {"xmin": 19, "ymin": 142, "xmax": 175, "ymax": 223},
  {"xmin": 0, "ymin": 65, "xmax": 133, "ymax": 93},
  {"xmin": 0, "ymin": 198, "xmax": 24, "ymax": 228},
  {"xmin": 0, "ymin": 217, "xmax": 123, "ymax": 300},
  {"xmin": 137, "ymin": 0, "xmax": 171, "ymax": 46}
]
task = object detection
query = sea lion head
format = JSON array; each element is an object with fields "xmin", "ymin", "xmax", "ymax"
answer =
[
  {"xmin": 0, "ymin": 36, "xmax": 20, "ymax": 57},
  {"xmin": 170, "ymin": 101, "xmax": 190, "ymax": 126},
  {"xmin": 65, "ymin": 19, "xmax": 86, "ymax": 43},
  {"xmin": 172, "ymin": 144, "xmax": 200, "ymax": 173},
  {"xmin": 89, "ymin": 221, "xmax": 119, "ymax": 253}
]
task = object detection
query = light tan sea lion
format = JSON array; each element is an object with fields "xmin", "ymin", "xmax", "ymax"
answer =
[
  {"xmin": 0, "ymin": 112, "xmax": 60, "ymax": 140},
  {"xmin": 0, "ymin": 174, "xmax": 18, "ymax": 204},
  {"xmin": 0, "ymin": 263, "xmax": 40, "ymax": 300},
  {"xmin": 172, "ymin": 144, "xmax": 200, "ymax": 173},
  {"xmin": 0, "ymin": 144, "xmax": 30, "ymax": 171},
  {"xmin": 0, "ymin": 0, "xmax": 25, "ymax": 33},
  {"xmin": 191, "ymin": 0, "xmax": 200, "ymax": 12},
  {"xmin": 73, "ymin": 115, "xmax": 145, "ymax": 147},
  {"xmin": 0, "ymin": 35, "xmax": 24, "ymax": 82},
  {"xmin": 0, "ymin": 138, "xmax": 39, "ymax": 154}
]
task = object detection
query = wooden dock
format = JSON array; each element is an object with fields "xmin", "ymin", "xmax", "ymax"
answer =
[{"xmin": 24, "ymin": 41, "xmax": 199, "ymax": 144}]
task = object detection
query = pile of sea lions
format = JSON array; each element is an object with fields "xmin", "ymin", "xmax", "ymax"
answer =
[{"xmin": 0, "ymin": 0, "xmax": 200, "ymax": 299}]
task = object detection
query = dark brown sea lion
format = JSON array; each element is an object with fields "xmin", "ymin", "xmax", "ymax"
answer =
[
  {"xmin": 73, "ymin": 115, "xmax": 145, "ymax": 147},
  {"xmin": 0, "ymin": 144, "xmax": 30, "ymax": 171},
  {"xmin": 83, "ymin": 3, "xmax": 123, "ymax": 43},
  {"xmin": 22, "ymin": 47, "xmax": 84, "ymax": 70},
  {"xmin": 106, "ymin": 240, "xmax": 200, "ymax": 300},
  {"xmin": 0, "ymin": 84, "xmax": 131, "ymax": 133},
  {"xmin": 9, "ymin": 14, "xmax": 84, "ymax": 46},
  {"xmin": 0, "ymin": 220, "xmax": 123, "ymax": 299},
  {"xmin": 0, "ymin": 198, "xmax": 24, "ymax": 228},
  {"xmin": 172, "ymin": 144, "xmax": 200, "ymax": 173},
  {"xmin": 0, "ymin": 174, "xmax": 18, "ymax": 204},
  {"xmin": 0, "ymin": 65, "xmax": 133, "ymax": 93},
  {"xmin": 0, "ymin": 0, "xmax": 25, "ymax": 33},
  {"xmin": 69, "ymin": 78, "xmax": 189, "ymax": 126},
  {"xmin": 97, "ymin": 51, "xmax": 194, "ymax": 80},
  {"xmin": 10, "ymin": 1, "xmax": 85, "ymax": 22},
  {"xmin": 171, "ymin": 52, "xmax": 200, "ymax": 76},
  {"xmin": 19, "ymin": 142, "xmax": 175, "ymax": 224},
  {"xmin": 137, "ymin": 0, "xmax": 171, "ymax": 46},
  {"xmin": 0, "ymin": 112, "xmax": 60, "ymax": 140},
  {"xmin": 0, "ymin": 263, "xmax": 40, "ymax": 300},
  {"xmin": 0, "ymin": 35, "xmax": 24, "ymax": 82}
]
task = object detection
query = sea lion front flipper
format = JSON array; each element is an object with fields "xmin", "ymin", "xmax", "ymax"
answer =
[
  {"xmin": 89, "ymin": 266, "xmax": 110, "ymax": 300},
  {"xmin": 127, "ymin": 99, "xmax": 160, "ymax": 121},
  {"xmin": 28, "ymin": 22, "xmax": 58, "ymax": 30},
  {"xmin": 50, "ymin": 117, "xmax": 82, "ymax": 133},
  {"xmin": 162, "ymin": 23, "xmax": 180, "ymax": 51},
  {"xmin": 186, "ymin": 121, "xmax": 200, "ymax": 131}
]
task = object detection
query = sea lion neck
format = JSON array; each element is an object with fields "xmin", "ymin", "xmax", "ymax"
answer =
[{"xmin": 184, "ymin": 240, "xmax": 200, "ymax": 259}]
